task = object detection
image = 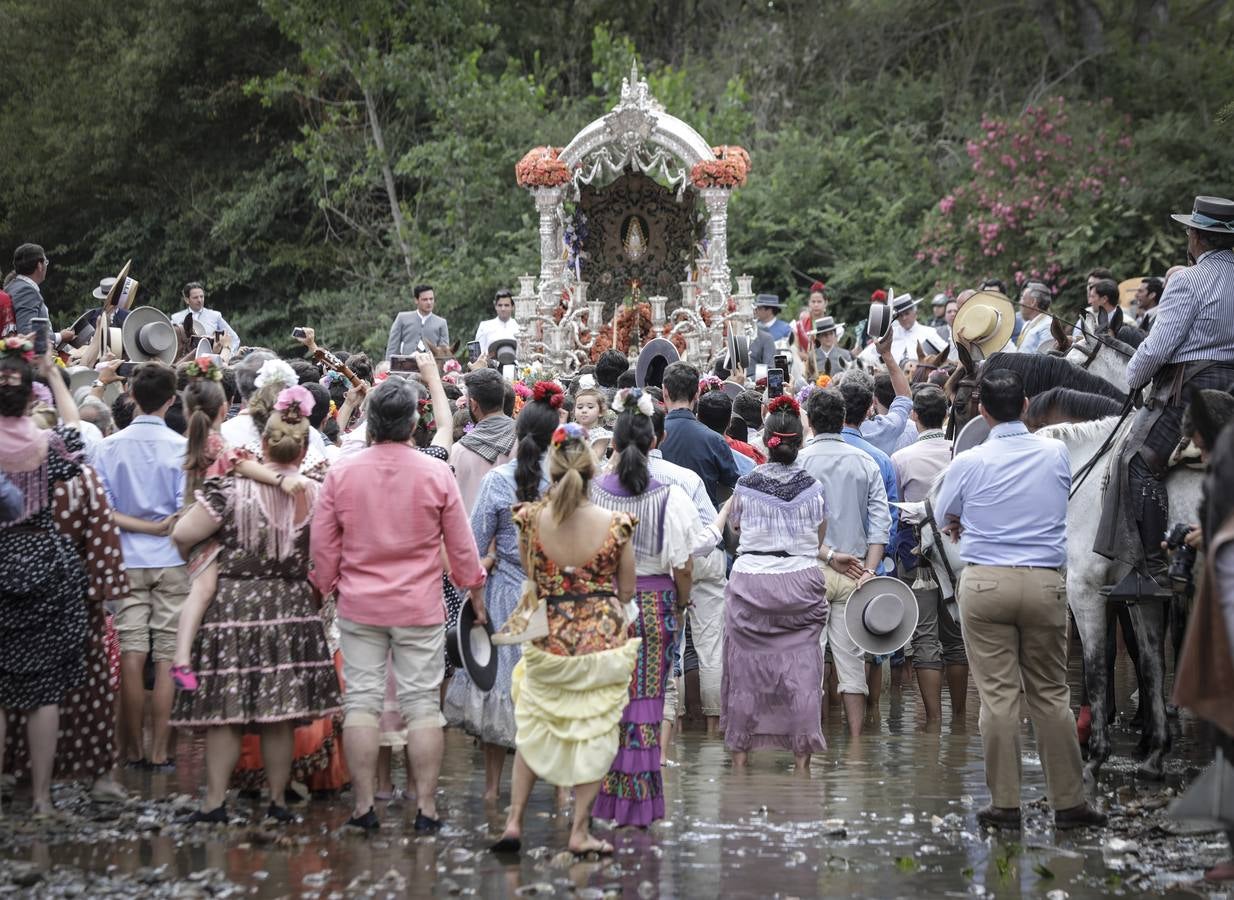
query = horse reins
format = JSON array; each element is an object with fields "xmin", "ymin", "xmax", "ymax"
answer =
[{"xmin": 1067, "ymin": 392, "xmax": 1137, "ymax": 500}]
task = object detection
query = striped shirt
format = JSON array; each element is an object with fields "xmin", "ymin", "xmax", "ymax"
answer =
[{"xmin": 1126, "ymin": 249, "xmax": 1234, "ymax": 390}]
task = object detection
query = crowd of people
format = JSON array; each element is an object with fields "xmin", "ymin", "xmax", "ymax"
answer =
[{"xmin": 0, "ymin": 194, "xmax": 1232, "ymax": 882}]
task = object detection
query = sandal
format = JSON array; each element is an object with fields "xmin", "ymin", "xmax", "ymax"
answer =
[
  {"xmin": 570, "ymin": 838, "xmax": 614, "ymax": 858},
  {"xmin": 490, "ymin": 836, "xmax": 522, "ymax": 856},
  {"xmin": 170, "ymin": 665, "xmax": 198, "ymax": 692},
  {"xmin": 186, "ymin": 805, "xmax": 229, "ymax": 825}
]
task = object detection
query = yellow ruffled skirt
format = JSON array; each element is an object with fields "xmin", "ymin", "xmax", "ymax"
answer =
[{"xmin": 511, "ymin": 638, "xmax": 641, "ymax": 787}]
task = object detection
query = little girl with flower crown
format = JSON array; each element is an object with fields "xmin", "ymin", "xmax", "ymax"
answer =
[{"xmin": 169, "ymin": 359, "xmax": 311, "ymax": 691}]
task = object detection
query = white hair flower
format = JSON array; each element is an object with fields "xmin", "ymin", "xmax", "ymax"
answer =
[
  {"xmin": 254, "ymin": 358, "xmax": 298, "ymax": 392},
  {"xmin": 612, "ymin": 388, "xmax": 654, "ymax": 417}
]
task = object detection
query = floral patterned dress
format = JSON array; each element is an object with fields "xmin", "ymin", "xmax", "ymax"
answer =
[{"xmin": 507, "ymin": 502, "xmax": 641, "ymax": 787}]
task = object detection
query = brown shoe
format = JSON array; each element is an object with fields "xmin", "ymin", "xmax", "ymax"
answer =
[
  {"xmin": 1054, "ymin": 803, "xmax": 1107, "ymax": 830},
  {"xmin": 976, "ymin": 805, "xmax": 1021, "ymax": 829}
]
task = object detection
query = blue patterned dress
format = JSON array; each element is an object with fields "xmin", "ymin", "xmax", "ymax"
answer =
[{"xmin": 443, "ymin": 458, "xmax": 545, "ymax": 747}]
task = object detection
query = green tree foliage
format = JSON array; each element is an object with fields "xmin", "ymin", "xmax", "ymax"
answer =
[{"xmin": 1, "ymin": 0, "xmax": 1231, "ymax": 352}]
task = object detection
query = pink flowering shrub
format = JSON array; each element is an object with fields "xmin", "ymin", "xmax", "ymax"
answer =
[{"xmin": 918, "ymin": 97, "xmax": 1135, "ymax": 297}]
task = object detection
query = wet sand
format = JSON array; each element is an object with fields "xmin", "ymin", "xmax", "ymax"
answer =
[{"xmin": 0, "ymin": 653, "xmax": 1228, "ymax": 898}]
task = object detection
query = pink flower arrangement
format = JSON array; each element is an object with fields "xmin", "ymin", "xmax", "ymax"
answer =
[
  {"xmin": 690, "ymin": 145, "xmax": 752, "ymax": 189},
  {"xmin": 274, "ymin": 384, "xmax": 315, "ymax": 419},
  {"xmin": 515, "ymin": 146, "xmax": 571, "ymax": 188}
]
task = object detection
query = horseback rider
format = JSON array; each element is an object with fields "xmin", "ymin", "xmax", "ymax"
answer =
[{"xmin": 1096, "ymin": 196, "xmax": 1234, "ymax": 594}]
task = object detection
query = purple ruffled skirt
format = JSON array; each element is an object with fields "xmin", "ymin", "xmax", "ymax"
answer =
[
  {"xmin": 592, "ymin": 575, "xmax": 678, "ymax": 827},
  {"xmin": 721, "ymin": 564, "xmax": 829, "ymax": 754}
]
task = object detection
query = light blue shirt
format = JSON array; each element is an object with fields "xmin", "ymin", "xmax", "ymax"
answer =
[
  {"xmin": 860, "ymin": 395, "xmax": 913, "ymax": 456},
  {"xmin": 94, "ymin": 415, "xmax": 188, "ymax": 569},
  {"xmin": 731, "ymin": 447, "xmax": 755, "ymax": 476},
  {"xmin": 797, "ymin": 433, "xmax": 891, "ymax": 559},
  {"xmin": 842, "ymin": 426, "xmax": 899, "ymax": 574},
  {"xmin": 934, "ymin": 420, "xmax": 1069, "ymax": 567},
  {"xmin": 171, "ymin": 306, "xmax": 240, "ymax": 350}
]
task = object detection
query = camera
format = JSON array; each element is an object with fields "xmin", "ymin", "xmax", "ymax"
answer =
[{"xmin": 1164, "ymin": 522, "xmax": 1197, "ymax": 592}]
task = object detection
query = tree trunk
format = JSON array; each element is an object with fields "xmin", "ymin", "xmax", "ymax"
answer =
[
  {"xmin": 1072, "ymin": 0, "xmax": 1105, "ymax": 58},
  {"xmin": 1133, "ymin": 0, "xmax": 1168, "ymax": 45},
  {"xmin": 1032, "ymin": 0, "xmax": 1067, "ymax": 65},
  {"xmin": 362, "ymin": 84, "xmax": 414, "ymax": 282}
]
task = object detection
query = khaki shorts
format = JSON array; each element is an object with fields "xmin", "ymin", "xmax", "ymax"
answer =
[
  {"xmin": 820, "ymin": 566, "xmax": 867, "ymax": 696},
  {"xmin": 115, "ymin": 565, "xmax": 190, "ymax": 661},
  {"xmin": 338, "ymin": 617, "xmax": 446, "ymax": 731}
]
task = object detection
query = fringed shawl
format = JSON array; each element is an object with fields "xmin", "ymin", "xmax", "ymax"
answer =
[
  {"xmin": 205, "ymin": 476, "xmax": 320, "ymax": 563},
  {"xmin": 591, "ymin": 473, "xmax": 668, "ymax": 562},
  {"xmin": 0, "ymin": 420, "xmax": 81, "ymax": 525},
  {"xmin": 732, "ymin": 463, "xmax": 826, "ymax": 537}
]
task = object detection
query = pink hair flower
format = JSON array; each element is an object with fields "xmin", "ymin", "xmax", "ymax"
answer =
[{"xmin": 274, "ymin": 384, "xmax": 315, "ymax": 419}]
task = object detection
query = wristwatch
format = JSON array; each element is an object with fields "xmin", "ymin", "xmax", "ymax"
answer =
[{"xmin": 822, "ymin": 546, "xmax": 836, "ymax": 565}]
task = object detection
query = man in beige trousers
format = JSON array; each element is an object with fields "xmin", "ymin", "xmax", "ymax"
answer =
[{"xmin": 935, "ymin": 369, "xmax": 1106, "ymax": 831}]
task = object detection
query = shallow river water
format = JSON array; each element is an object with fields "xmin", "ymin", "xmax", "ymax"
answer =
[{"xmin": 0, "ymin": 652, "xmax": 1228, "ymax": 898}]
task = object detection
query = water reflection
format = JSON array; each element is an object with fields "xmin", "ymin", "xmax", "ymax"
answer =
[{"xmin": 2, "ymin": 653, "xmax": 1223, "ymax": 898}]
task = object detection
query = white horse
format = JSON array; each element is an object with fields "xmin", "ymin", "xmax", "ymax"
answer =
[
  {"xmin": 913, "ymin": 414, "xmax": 1202, "ymax": 780},
  {"xmin": 1063, "ymin": 312, "xmax": 1136, "ymax": 395}
]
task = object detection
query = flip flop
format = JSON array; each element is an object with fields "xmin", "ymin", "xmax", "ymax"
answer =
[{"xmin": 490, "ymin": 836, "xmax": 522, "ymax": 856}]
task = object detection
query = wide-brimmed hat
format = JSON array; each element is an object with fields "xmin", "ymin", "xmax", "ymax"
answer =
[
  {"xmin": 1170, "ymin": 195, "xmax": 1234, "ymax": 234},
  {"xmin": 867, "ymin": 303, "xmax": 893, "ymax": 342},
  {"xmin": 122, "ymin": 306, "xmax": 177, "ymax": 364},
  {"xmin": 845, "ymin": 576, "xmax": 919, "ymax": 655},
  {"xmin": 931, "ymin": 293, "xmax": 949, "ymax": 308},
  {"xmin": 889, "ymin": 291, "xmax": 919, "ymax": 318},
  {"xmin": 813, "ymin": 316, "xmax": 839, "ymax": 336},
  {"xmin": 64, "ymin": 365, "xmax": 96, "ymax": 396},
  {"xmin": 487, "ymin": 337, "xmax": 517, "ymax": 367},
  {"xmin": 91, "ymin": 277, "xmax": 117, "ymax": 301},
  {"xmin": 100, "ymin": 260, "xmax": 139, "ymax": 311},
  {"xmin": 755, "ymin": 293, "xmax": 783, "ymax": 310},
  {"xmin": 953, "ymin": 414, "xmax": 991, "ymax": 457},
  {"xmin": 726, "ymin": 333, "xmax": 750, "ymax": 373},
  {"xmin": 446, "ymin": 601, "xmax": 497, "ymax": 691},
  {"xmin": 951, "ymin": 290, "xmax": 1014, "ymax": 360},
  {"xmin": 636, "ymin": 337, "xmax": 679, "ymax": 388},
  {"xmin": 720, "ymin": 380, "xmax": 743, "ymax": 401}
]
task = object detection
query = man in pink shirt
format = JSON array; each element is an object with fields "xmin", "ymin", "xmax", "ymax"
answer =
[
  {"xmin": 311, "ymin": 378, "xmax": 485, "ymax": 833},
  {"xmin": 450, "ymin": 368, "xmax": 516, "ymax": 511},
  {"xmin": 890, "ymin": 384, "xmax": 967, "ymax": 722}
]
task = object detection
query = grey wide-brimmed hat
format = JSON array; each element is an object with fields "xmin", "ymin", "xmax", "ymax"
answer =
[
  {"xmin": 1171, "ymin": 195, "xmax": 1234, "ymax": 234},
  {"xmin": 726, "ymin": 333, "xmax": 750, "ymax": 373},
  {"xmin": 867, "ymin": 303, "xmax": 893, "ymax": 342},
  {"xmin": 121, "ymin": 306, "xmax": 177, "ymax": 364},
  {"xmin": 952, "ymin": 415, "xmax": 991, "ymax": 457},
  {"xmin": 889, "ymin": 291, "xmax": 920, "ymax": 317},
  {"xmin": 755, "ymin": 293, "xmax": 783, "ymax": 310},
  {"xmin": 445, "ymin": 601, "xmax": 497, "ymax": 692},
  {"xmin": 635, "ymin": 337, "xmax": 680, "ymax": 389},
  {"xmin": 91, "ymin": 277, "xmax": 117, "ymax": 302},
  {"xmin": 845, "ymin": 576, "xmax": 919, "ymax": 655},
  {"xmin": 813, "ymin": 315, "xmax": 839, "ymax": 336},
  {"xmin": 487, "ymin": 337, "xmax": 518, "ymax": 367}
]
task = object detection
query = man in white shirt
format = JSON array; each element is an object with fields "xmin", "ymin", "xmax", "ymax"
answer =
[
  {"xmin": 170, "ymin": 282, "xmax": 240, "ymax": 349},
  {"xmin": 858, "ymin": 293, "xmax": 942, "ymax": 367},
  {"xmin": 473, "ymin": 288, "xmax": 520, "ymax": 354},
  {"xmin": 1016, "ymin": 282, "xmax": 1053, "ymax": 353}
]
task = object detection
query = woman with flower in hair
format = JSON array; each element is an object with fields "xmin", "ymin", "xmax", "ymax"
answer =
[
  {"xmin": 793, "ymin": 281, "xmax": 828, "ymax": 349},
  {"xmin": 490, "ymin": 421, "xmax": 640, "ymax": 857},
  {"xmin": 169, "ymin": 359, "xmax": 308, "ymax": 692},
  {"xmin": 446, "ymin": 380, "xmax": 562, "ymax": 802},
  {"xmin": 170, "ymin": 385, "xmax": 341, "ymax": 825},
  {"xmin": 590, "ymin": 387, "xmax": 704, "ymax": 828},
  {"xmin": 0, "ymin": 337, "xmax": 92, "ymax": 816},
  {"xmin": 721, "ymin": 394, "xmax": 829, "ymax": 771}
]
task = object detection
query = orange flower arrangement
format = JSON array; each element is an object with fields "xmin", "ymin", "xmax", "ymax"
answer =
[
  {"xmin": 690, "ymin": 145, "xmax": 752, "ymax": 189},
  {"xmin": 515, "ymin": 146, "xmax": 571, "ymax": 188}
]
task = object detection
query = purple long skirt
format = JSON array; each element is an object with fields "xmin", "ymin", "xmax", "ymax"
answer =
[
  {"xmin": 721, "ymin": 565, "xmax": 829, "ymax": 754},
  {"xmin": 592, "ymin": 576, "xmax": 678, "ymax": 827}
]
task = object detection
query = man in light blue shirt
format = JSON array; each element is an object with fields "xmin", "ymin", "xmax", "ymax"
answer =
[
  {"xmin": 837, "ymin": 380, "xmax": 900, "ymax": 574},
  {"xmin": 843, "ymin": 332, "xmax": 914, "ymax": 456},
  {"xmin": 934, "ymin": 369, "xmax": 1104, "ymax": 832},
  {"xmin": 170, "ymin": 281, "xmax": 240, "ymax": 350},
  {"xmin": 94, "ymin": 362, "xmax": 189, "ymax": 771},
  {"xmin": 799, "ymin": 388, "xmax": 889, "ymax": 737}
]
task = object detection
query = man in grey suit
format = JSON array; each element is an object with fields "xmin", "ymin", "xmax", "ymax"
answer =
[
  {"xmin": 385, "ymin": 284, "xmax": 450, "ymax": 359},
  {"xmin": 6, "ymin": 243, "xmax": 74, "ymax": 343}
]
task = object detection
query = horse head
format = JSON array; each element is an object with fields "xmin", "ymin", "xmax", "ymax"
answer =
[
  {"xmin": 912, "ymin": 340, "xmax": 950, "ymax": 384},
  {"xmin": 421, "ymin": 337, "xmax": 461, "ymax": 372}
]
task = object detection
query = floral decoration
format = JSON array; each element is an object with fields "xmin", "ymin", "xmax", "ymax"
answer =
[
  {"xmin": 767, "ymin": 395, "xmax": 801, "ymax": 417},
  {"xmin": 515, "ymin": 146, "xmax": 571, "ymax": 189},
  {"xmin": 815, "ymin": 373, "xmax": 832, "ymax": 388},
  {"xmin": 416, "ymin": 395, "xmax": 435, "ymax": 432},
  {"xmin": 551, "ymin": 422, "xmax": 588, "ymax": 446},
  {"xmin": 612, "ymin": 388, "xmax": 654, "ymax": 417},
  {"xmin": 689, "ymin": 145, "xmax": 751, "ymax": 189},
  {"xmin": 697, "ymin": 374, "xmax": 724, "ymax": 395},
  {"xmin": 532, "ymin": 380, "xmax": 565, "ymax": 409},
  {"xmin": 185, "ymin": 355, "xmax": 223, "ymax": 382},
  {"xmin": 1, "ymin": 336, "xmax": 35, "ymax": 362},
  {"xmin": 870, "ymin": 289, "xmax": 888, "ymax": 304},
  {"xmin": 254, "ymin": 358, "xmax": 297, "ymax": 392},
  {"xmin": 274, "ymin": 384, "xmax": 315, "ymax": 421}
]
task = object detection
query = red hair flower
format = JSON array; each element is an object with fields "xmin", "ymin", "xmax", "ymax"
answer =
[
  {"xmin": 871, "ymin": 289, "xmax": 888, "ymax": 303},
  {"xmin": 767, "ymin": 395, "xmax": 801, "ymax": 417},
  {"xmin": 810, "ymin": 281, "xmax": 826, "ymax": 294},
  {"xmin": 532, "ymin": 380, "xmax": 564, "ymax": 409}
]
